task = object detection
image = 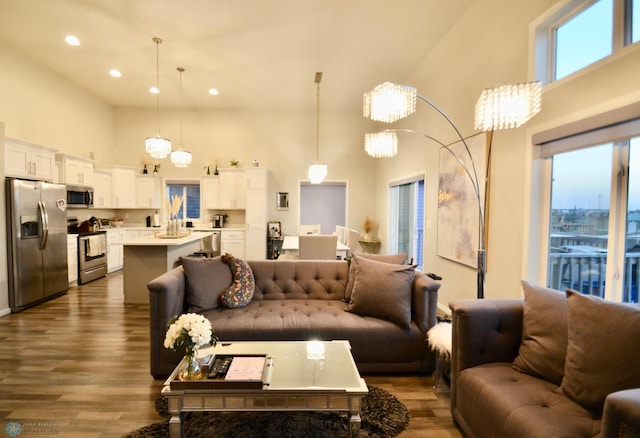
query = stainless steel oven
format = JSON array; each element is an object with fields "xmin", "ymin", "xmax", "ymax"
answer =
[{"xmin": 78, "ymin": 231, "xmax": 107, "ymax": 284}]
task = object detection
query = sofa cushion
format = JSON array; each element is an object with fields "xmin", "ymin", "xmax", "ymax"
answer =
[
  {"xmin": 345, "ymin": 252, "xmax": 408, "ymax": 301},
  {"xmin": 512, "ymin": 281, "xmax": 568, "ymax": 385},
  {"xmin": 345, "ymin": 254, "xmax": 415, "ymax": 330},
  {"xmin": 220, "ymin": 253, "xmax": 255, "ymax": 308},
  {"xmin": 559, "ymin": 290, "xmax": 640, "ymax": 411},
  {"xmin": 180, "ymin": 256, "xmax": 232, "ymax": 312}
]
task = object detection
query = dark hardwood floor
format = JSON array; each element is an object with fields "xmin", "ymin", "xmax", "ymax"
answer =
[{"xmin": 0, "ymin": 271, "xmax": 462, "ymax": 437}]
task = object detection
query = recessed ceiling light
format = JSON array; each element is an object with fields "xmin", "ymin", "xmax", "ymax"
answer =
[
  {"xmin": 208, "ymin": 88, "xmax": 219, "ymax": 96},
  {"xmin": 65, "ymin": 35, "xmax": 80, "ymax": 46},
  {"xmin": 109, "ymin": 69, "xmax": 122, "ymax": 78},
  {"xmin": 150, "ymin": 87, "xmax": 160, "ymax": 94}
]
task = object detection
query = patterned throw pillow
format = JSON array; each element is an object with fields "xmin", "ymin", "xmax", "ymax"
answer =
[{"xmin": 220, "ymin": 253, "xmax": 255, "ymax": 308}]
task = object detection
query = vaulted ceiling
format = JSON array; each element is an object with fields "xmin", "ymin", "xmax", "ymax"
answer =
[{"xmin": 0, "ymin": 0, "xmax": 473, "ymax": 111}]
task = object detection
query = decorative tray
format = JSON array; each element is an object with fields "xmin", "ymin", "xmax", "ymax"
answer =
[
  {"xmin": 155, "ymin": 232, "xmax": 190, "ymax": 239},
  {"xmin": 169, "ymin": 354, "xmax": 272, "ymax": 390}
]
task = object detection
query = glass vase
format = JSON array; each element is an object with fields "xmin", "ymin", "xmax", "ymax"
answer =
[{"xmin": 178, "ymin": 348, "xmax": 202, "ymax": 381}]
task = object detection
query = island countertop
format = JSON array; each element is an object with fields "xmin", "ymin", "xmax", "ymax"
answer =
[{"xmin": 111, "ymin": 231, "xmax": 213, "ymax": 246}]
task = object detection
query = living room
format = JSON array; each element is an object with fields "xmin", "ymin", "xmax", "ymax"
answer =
[{"xmin": 1, "ymin": 0, "xmax": 639, "ymax": 436}]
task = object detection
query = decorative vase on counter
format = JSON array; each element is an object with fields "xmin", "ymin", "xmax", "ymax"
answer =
[{"xmin": 178, "ymin": 347, "xmax": 202, "ymax": 381}]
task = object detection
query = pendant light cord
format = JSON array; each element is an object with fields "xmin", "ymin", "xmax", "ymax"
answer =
[
  {"xmin": 153, "ymin": 37, "xmax": 162, "ymax": 134},
  {"xmin": 314, "ymin": 71, "xmax": 322, "ymax": 163},
  {"xmin": 178, "ymin": 67, "xmax": 184, "ymax": 149}
]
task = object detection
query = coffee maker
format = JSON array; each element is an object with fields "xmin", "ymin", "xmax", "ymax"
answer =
[{"xmin": 213, "ymin": 214, "xmax": 225, "ymax": 228}]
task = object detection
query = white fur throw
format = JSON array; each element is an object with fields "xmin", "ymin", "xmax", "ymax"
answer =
[{"xmin": 427, "ymin": 322, "xmax": 452, "ymax": 356}]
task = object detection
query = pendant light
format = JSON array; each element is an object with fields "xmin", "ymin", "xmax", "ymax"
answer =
[
  {"xmin": 145, "ymin": 37, "xmax": 171, "ymax": 159},
  {"xmin": 308, "ymin": 71, "xmax": 327, "ymax": 184},
  {"xmin": 170, "ymin": 67, "xmax": 192, "ymax": 168}
]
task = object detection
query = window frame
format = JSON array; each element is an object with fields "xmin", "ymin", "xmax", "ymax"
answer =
[{"xmin": 164, "ymin": 179, "xmax": 202, "ymax": 222}]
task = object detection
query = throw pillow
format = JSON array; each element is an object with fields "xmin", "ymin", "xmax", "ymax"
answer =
[
  {"xmin": 345, "ymin": 254, "xmax": 415, "ymax": 330},
  {"xmin": 559, "ymin": 289, "xmax": 640, "ymax": 410},
  {"xmin": 220, "ymin": 253, "xmax": 255, "ymax": 308},
  {"xmin": 180, "ymin": 256, "xmax": 232, "ymax": 313},
  {"xmin": 512, "ymin": 281, "xmax": 568, "ymax": 385},
  {"xmin": 344, "ymin": 252, "xmax": 408, "ymax": 302}
]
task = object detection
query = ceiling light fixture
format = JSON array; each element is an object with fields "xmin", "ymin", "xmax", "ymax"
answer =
[
  {"xmin": 65, "ymin": 35, "xmax": 80, "ymax": 46},
  {"xmin": 145, "ymin": 37, "xmax": 171, "ymax": 159},
  {"xmin": 170, "ymin": 67, "xmax": 193, "ymax": 168},
  {"xmin": 308, "ymin": 72, "xmax": 327, "ymax": 184},
  {"xmin": 208, "ymin": 88, "xmax": 219, "ymax": 96},
  {"xmin": 109, "ymin": 69, "xmax": 122, "ymax": 78}
]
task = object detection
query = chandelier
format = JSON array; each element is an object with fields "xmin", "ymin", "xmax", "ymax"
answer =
[
  {"xmin": 145, "ymin": 37, "xmax": 171, "ymax": 159},
  {"xmin": 170, "ymin": 67, "xmax": 192, "ymax": 168},
  {"xmin": 308, "ymin": 72, "xmax": 327, "ymax": 184}
]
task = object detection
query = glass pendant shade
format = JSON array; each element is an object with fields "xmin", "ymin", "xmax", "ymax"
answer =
[
  {"xmin": 308, "ymin": 164, "xmax": 327, "ymax": 184},
  {"xmin": 365, "ymin": 131, "xmax": 398, "ymax": 158},
  {"xmin": 474, "ymin": 81, "xmax": 542, "ymax": 131},
  {"xmin": 145, "ymin": 133, "xmax": 171, "ymax": 159},
  {"xmin": 171, "ymin": 147, "xmax": 192, "ymax": 168},
  {"xmin": 363, "ymin": 82, "xmax": 417, "ymax": 123}
]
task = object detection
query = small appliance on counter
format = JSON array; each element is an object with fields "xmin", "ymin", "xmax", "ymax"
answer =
[{"xmin": 213, "ymin": 214, "xmax": 227, "ymax": 228}]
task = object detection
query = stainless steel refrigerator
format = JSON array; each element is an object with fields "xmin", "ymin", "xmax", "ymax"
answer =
[{"xmin": 6, "ymin": 178, "xmax": 69, "ymax": 312}]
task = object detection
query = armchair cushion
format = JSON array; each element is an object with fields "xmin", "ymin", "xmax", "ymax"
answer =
[
  {"xmin": 346, "ymin": 254, "xmax": 415, "ymax": 330},
  {"xmin": 512, "ymin": 280, "xmax": 568, "ymax": 385},
  {"xmin": 180, "ymin": 256, "xmax": 232, "ymax": 312},
  {"xmin": 220, "ymin": 253, "xmax": 255, "ymax": 308},
  {"xmin": 560, "ymin": 290, "xmax": 640, "ymax": 410}
]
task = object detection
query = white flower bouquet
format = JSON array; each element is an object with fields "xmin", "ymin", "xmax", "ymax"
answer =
[{"xmin": 164, "ymin": 313, "xmax": 217, "ymax": 354}]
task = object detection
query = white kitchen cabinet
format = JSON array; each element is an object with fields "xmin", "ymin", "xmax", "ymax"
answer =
[
  {"xmin": 5, "ymin": 137, "xmax": 56, "ymax": 181},
  {"xmin": 113, "ymin": 167, "xmax": 136, "ymax": 208},
  {"xmin": 244, "ymin": 168, "xmax": 268, "ymax": 260},
  {"xmin": 93, "ymin": 170, "xmax": 113, "ymax": 208},
  {"xmin": 107, "ymin": 229, "xmax": 124, "ymax": 272},
  {"xmin": 221, "ymin": 230, "xmax": 246, "ymax": 259},
  {"xmin": 56, "ymin": 153, "xmax": 94, "ymax": 186},
  {"xmin": 136, "ymin": 175, "xmax": 161, "ymax": 209},
  {"xmin": 202, "ymin": 176, "xmax": 220, "ymax": 210},
  {"xmin": 219, "ymin": 170, "xmax": 247, "ymax": 209},
  {"xmin": 67, "ymin": 235, "xmax": 78, "ymax": 284}
]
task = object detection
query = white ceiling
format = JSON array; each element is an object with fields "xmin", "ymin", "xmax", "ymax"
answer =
[{"xmin": 0, "ymin": 0, "xmax": 473, "ymax": 111}]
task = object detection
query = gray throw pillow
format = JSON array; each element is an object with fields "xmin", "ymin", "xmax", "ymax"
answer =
[
  {"xmin": 180, "ymin": 256, "xmax": 232, "ymax": 313},
  {"xmin": 345, "ymin": 254, "xmax": 415, "ymax": 330},
  {"xmin": 559, "ymin": 290, "xmax": 640, "ymax": 410},
  {"xmin": 512, "ymin": 281, "xmax": 568, "ymax": 385},
  {"xmin": 344, "ymin": 252, "xmax": 408, "ymax": 302}
]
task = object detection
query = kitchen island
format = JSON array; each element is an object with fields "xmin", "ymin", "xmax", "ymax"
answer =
[{"xmin": 112, "ymin": 231, "xmax": 213, "ymax": 303}]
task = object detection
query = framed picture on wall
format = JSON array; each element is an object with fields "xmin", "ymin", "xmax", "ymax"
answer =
[
  {"xmin": 276, "ymin": 192, "xmax": 289, "ymax": 210},
  {"xmin": 267, "ymin": 221, "xmax": 281, "ymax": 238}
]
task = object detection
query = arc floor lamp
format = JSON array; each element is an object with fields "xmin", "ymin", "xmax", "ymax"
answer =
[{"xmin": 363, "ymin": 81, "xmax": 541, "ymax": 299}]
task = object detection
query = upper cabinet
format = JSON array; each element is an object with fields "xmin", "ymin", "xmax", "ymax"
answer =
[
  {"xmin": 136, "ymin": 175, "xmax": 161, "ymax": 209},
  {"xmin": 56, "ymin": 153, "xmax": 94, "ymax": 187},
  {"xmin": 5, "ymin": 138, "xmax": 56, "ymax": 182},
  {"xmin": 202, "ymin": 176, "xmax": 220, "ymax": 210},
  {"xmin": 112, "ymin": 167, "xmax": 136, "ymax": 208},
  {"xmin": 93, "ymin": 170, "xmax": 113, "ymax": 208},
  {"xmin": 219, "ymin": 169, "xmax": 247, "ymax": 209}
]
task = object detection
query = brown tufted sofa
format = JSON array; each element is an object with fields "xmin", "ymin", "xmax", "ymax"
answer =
[
  {"xmin": 148, "ymin": 259, "xmax": 440, "ymax": 379},
  {"xmin": 449, "ymin": 296, "xmax": 640, "ymax": 438}
]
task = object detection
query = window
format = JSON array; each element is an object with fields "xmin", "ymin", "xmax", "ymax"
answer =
[
  {"xmin": 534, "ymin": 0, "xmax": 638, "ymax": 84},
  {"xmin": 166, "ymin": 183, "xmax": 200, "ymax": 220},
  {"xmin": 389, "ymin": 177, "xmax": 424, "ymax": 270},
  {"xmin": 545, "ymin": 136, "xmax": 640, "ymax": 304}
]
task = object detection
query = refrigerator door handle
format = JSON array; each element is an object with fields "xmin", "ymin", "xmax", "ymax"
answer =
[{"xmin": 38, "ymin": 200, "xmax": 49, "ymax": 250}]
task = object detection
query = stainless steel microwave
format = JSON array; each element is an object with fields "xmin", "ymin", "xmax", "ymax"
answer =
[{"xmin": 66, "ymin": 185, "xmax": 94, "ymax": 208}]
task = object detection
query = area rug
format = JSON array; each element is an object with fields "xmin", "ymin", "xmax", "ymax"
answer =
[{"xmin": 122, "ymin": 385, "xmax": 409, "ymax": 438}]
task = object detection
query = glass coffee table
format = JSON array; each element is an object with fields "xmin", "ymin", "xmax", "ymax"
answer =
[{"xmin": 162, "ymin": 340, "xmax": 369, "ymax": 437}]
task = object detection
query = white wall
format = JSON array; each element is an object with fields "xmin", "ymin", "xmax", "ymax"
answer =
[{"xmin": 0, "ymin": 122, "xmax": 8, "ymax": 316}]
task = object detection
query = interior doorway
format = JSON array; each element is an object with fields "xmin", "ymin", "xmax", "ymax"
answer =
[{"xmin": 299, "ymin": 182, "xmax": 347, "ymax": 235}]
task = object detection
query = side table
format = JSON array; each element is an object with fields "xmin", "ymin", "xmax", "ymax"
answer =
[{"xmin": 358, "ymin": 239, "xmax": 381, "ymax": 254}]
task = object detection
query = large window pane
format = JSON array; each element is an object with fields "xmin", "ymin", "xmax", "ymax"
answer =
[
  {"xmin": 624, "ymin": 136, "xmax": 640, "ymax": 302},
  {"xmin": 390, "ymin": 179, "xmax": 424, "ymax": 270},
  {"xmin": 547, "ymin": 144, "xmax": 612, "ymax": 296},
  {"xmin": 555, "ymin": 0, "xmax": 613, "ymax": 80},
  {"xmin": 166, "ymin": 184, "xmax": 200, "ymax": 220},
  {"xmin": 632, "ymin": 0, "xmax": 640, "ymax": 43}
]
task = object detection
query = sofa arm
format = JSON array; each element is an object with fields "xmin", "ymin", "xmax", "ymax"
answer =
[
  {"xmin": 602, "ymin": 389, "xmax": 640, "ymax": 438},
  {"xmin": 449, "ymin": 299, "xmax": 523, "ymax": 372},
  {"xmin": 148, "ymin": 266, "xmax": 187, "ymax": 379},
  {"xmin": 412, "ymin": 271, "xmax": 440, "ymax": 334}
]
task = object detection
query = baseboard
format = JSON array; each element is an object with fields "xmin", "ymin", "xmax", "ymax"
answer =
[{"xmin": 0, "ymin": 307, "xmax": 11, "ymax": 318}]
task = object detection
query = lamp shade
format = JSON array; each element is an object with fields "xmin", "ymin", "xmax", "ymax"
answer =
[
  {"xmin": 145, "ymin": 134, "xmax": 171, "ymax": 159},
  {"xmin": 308, "ymin": 164, "xmax": 327, "ymax": 184},
  {"xmin": 363, "ymin": 82, "xmax": 417, "ymax": 123},
  {"xmin": 474, "ymin": 81, "xmax": 542, "ymax": 131},
  {"xmin": 365, "ymin": 131, "xmax": 398, "ymax": 158}
]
